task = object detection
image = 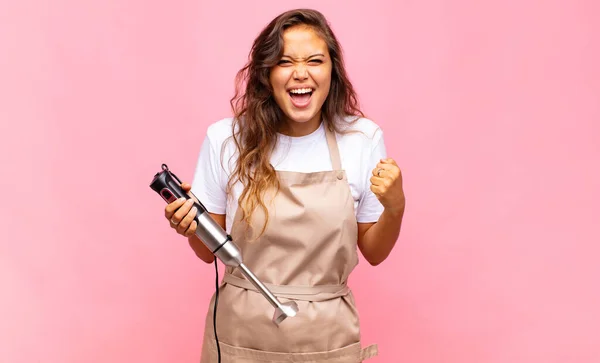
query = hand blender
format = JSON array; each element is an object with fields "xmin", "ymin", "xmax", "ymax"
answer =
[{"xmin": 150, "ymin": 163, "xmax": 299, "ymax": 325}]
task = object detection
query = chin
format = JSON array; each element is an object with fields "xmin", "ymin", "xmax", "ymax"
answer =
[
  {"xmin": 283, "ymin": 101, "xmax": 322, "ymax": 122},
  {"xmin": 284, "ymin": 110, "xmax": 319, "ymax": 124}
]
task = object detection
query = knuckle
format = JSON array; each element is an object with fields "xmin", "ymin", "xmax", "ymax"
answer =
[
  {"xmin": 183, "ymin": 211, "xmax": 196, "ymax": 224},
  {"xmin": 173, "ymin": 209, "xmax": 184, "ymax": 219}
]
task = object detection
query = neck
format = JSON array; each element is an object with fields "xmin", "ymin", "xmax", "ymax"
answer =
[{"xmin": 279, "ymin": 113, "xmax": 322, "ymax": 137}]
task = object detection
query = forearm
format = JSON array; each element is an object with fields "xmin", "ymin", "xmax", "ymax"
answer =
[
  {"xmin": 359, "ymin": 206, "xmax": 404, "ymax": 266},
  {"xmin": 188, "ymin": 235, "xmax": 215, "ymax": 264}
]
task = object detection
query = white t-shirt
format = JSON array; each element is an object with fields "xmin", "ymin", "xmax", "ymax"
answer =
[{"xmin": 191, "ymin": 116, "xmax": 387, "ymax": 233}]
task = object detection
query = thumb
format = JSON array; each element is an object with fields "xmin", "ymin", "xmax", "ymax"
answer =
[{"xmin": 181, "ymin": 182, "xmax": 192, "ymax": 192}]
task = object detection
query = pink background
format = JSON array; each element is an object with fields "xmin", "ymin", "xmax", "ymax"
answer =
[{"xmin": 1, "ymin": 0, "xmax": 599, "ymax": 362}]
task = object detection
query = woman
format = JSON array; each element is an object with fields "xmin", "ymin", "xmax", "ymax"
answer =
[{"xmin": 165, "ymin": 8, "xmax": 405, "ymax": 362}]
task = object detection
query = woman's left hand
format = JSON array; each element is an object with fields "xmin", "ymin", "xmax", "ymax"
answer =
[{"xmin": 370, "ymin": 158, "xmax": 406, "ymax": 216}]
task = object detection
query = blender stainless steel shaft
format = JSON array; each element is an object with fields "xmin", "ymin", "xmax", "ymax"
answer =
[
  {"xmin": 194, "ymin": 210, "xmax": 298, "ymax": 324},
  {"xmin": 238, "ymin": 263, "xmax": 298, "ymax": 324},
  {"xmin": 150, "ymin": 164, "xmax": 299, "ymax": 325}
]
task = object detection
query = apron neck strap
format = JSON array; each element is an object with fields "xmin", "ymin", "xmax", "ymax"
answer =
[{"xmin": 324, "ymin": 124, "xmax": 342, "ymax": 170}]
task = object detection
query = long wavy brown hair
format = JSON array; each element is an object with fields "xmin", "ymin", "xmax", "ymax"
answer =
[{"xmin": 226, "ymin": 8, "xmax": 365, "ymax": 236}]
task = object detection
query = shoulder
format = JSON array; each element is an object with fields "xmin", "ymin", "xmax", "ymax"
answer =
[
  {"xmin": 336, "ymin": 115, "xmax": 384, "ymax": 146},
  {"xmin": 205, "ymin": 117, "xmax": 235, "ymax": 143},
  {"xmin": 203, "ymin": 117, "xmax": 240, "ymax": 154}
]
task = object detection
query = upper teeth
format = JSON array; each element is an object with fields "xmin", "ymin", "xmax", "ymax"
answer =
[{"xmin": 290, "ymin": 88, "xmax": 312, "ymax": 94}]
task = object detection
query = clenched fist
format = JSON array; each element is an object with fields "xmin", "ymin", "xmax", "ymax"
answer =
[{"xmin": 370, "ymin": 158, "xmax": 405, "ymax": 215}]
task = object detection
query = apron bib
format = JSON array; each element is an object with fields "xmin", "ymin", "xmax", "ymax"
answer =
[{"xmin": 199, "ymin": 123, "xmax": 378, "ymax": 362}]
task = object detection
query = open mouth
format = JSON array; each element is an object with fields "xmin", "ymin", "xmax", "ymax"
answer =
[{"xmin": 288, "ymin": 88, "xmax": 314, "ymax": 108}]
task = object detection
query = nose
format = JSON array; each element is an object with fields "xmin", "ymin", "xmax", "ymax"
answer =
[{"xmin": 293, "ymin": 64, "xmax": 309, "ymax": 81}]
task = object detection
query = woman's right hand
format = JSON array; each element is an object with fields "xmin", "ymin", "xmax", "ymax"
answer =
[{"xmin": 164, "ymin": 182, "xmax": 198, "ymax": 238}]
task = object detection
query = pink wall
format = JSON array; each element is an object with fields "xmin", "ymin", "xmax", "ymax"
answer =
[{"xmin": 1, "ymin": 0, "xmax": 599, "ymax": 362}]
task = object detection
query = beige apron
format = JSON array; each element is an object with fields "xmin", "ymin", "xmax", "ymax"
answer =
[{"xmin": 199, "ymin": 123, "xmax": 378, "ymax": 362}]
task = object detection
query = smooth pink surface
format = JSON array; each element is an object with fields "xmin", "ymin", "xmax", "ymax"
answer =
[{"xmin": 1, "ymin": 1, "xmax": 599, "ymax": 362}]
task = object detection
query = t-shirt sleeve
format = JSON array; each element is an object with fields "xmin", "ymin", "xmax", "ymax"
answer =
[
  {"xmin": 190, "ymin": 132, "xmax": 227, "ymax": 214},
  {"xmin": 356, "ymin": 127, "xmax": 387, "ymax": 223}
]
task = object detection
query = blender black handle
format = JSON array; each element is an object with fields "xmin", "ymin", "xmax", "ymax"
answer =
[{"xmin": 149, "ymin": 164, "xmax": 232, "ymax": 256}]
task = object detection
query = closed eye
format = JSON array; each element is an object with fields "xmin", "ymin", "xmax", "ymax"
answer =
[{"xmin": 277, "ymin": 59, "xmax": 323, "ymax": 65}]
